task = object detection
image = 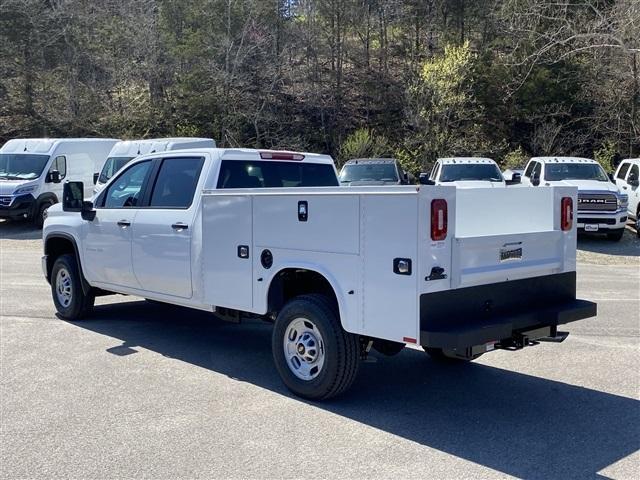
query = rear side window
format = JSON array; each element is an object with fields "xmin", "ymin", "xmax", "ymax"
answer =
[
  {"xmin": 217, "ymin": 160, "xmax": 338, "ymax": 188},
  {"xmin": 616, "ymin": 162, "xmax": 630, "ymax": 180},
  {"xmin": 150, "ymin": 157, "xmax": 204, "ymax": 208}
]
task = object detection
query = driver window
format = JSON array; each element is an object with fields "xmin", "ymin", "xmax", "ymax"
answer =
[{"xmin": 103, "ymin": 160, "xmax": 152, "ymax": 208}]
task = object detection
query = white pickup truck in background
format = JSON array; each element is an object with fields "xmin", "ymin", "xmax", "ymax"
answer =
[
  {"xmin": 522, "ymin": 157, "xmax": 628, "ymax": 241},
  {"xmin": 613, "ymin": 158, "xmax": 640, "ymax": 236},
  {"xmin": 424, "ymin": 157, "xmax": 508, "ymax": 187},
  {"xmin": 42, "ymin": 148, "xmax": 596, "ymax": 399}
]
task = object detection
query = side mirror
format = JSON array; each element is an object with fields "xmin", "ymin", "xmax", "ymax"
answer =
[
  {"xmin": 419, "ymin": 173, "xmax": 436, "ymax": 186},
  {"xmin": 63, "ymin": 182, "xmax": 84, "ymax": 212},
  {"xmin": 93, "ymin": 172, "xmax": 99, "ymax": 185},
  {"xmin": 628, "ymin": 174, "xmax": 639, "ymax": 187},
  {"xmin": 81, "ymin": 201, "xmax": 96, "ymax": 221},
  {"xmin": 531, "ymin": 175, "xmax": 540, "ymax": 186},
  {"xmin": 47, "ymin": 169, "xmax": 61, "ymax": 184},
  {"xmin": 506, "ymin": 173, "xmax": 521, "ymax": 185}
]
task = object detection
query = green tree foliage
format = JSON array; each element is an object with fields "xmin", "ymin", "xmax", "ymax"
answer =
[
  {"xmin": 338, "ymin": 128, "xmax": 389, "ymax": 166},
  {"xmin": 0, "ymin": 0, "xmax": 637, "ymax": 168}
]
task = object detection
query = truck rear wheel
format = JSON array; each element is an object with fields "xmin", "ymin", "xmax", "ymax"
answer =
[
  {"xmin": 51, "ymin": 254, "xmax": 94, "ymax": 320},
  {"xmin": 272, "ymin": 294, "xmax": 360, "ymax": 400}
]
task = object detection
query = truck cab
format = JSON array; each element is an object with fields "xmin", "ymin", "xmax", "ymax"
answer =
[
  {"xmin": 428, "ymin": 157, "xmax": 506, "ymax": 187},
  {"xmin": 93, "ymin": 137, "xmax": 216, "ymax": 195},
  {"xmin": 522, "ymin": 157, "xmax": 628, "ymax": 241},
  {"xmin": 613, "ymin": 158, "xmax": 640, "ymax": 236},
  {"xmin": 0, "ymin": 138, "xmax": 118, "ymax": 227},
  {"xmin": 43, "ymin": 148, "xmax": 596, "ymax": 400}
]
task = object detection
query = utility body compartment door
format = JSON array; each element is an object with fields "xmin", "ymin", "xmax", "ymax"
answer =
[{"xmin": 202, "ymin": 195, "xmax": 253, "ymax": 310}]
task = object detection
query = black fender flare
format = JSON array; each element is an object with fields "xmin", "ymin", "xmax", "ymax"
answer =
[
  {"xmin": 34, "ymin": 192, "xmax": 59, "ymax": 218},
  {"xmin": 43, "ymin": 232, "xmax": 91, "ymax": 295}
]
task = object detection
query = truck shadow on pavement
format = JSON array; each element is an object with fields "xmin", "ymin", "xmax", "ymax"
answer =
[
  {"xmin": 76, "ymin": 300, "xmax": 638, "ymax": 480},
  {"xmin": 577, "ymin": 226, "xmax": 640, "ymax": 257},
  {"xmin": 0, "ymin": 220, "xmax": 41, "ymax": 240}
]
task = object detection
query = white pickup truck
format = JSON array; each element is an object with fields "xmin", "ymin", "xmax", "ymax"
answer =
[
  {"xmin": 424, "ymin": 157, "xmax": 509, "ymax": 187},
  {"xmin": 43, "ymin": 148, "xmax": 596, "ymax": 399},
  {"xmin": 522, "ymin": 157, "xmax": 628, "ymax": 241}
]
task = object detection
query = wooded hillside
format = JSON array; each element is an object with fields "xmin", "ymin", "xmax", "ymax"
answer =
[{"xmin": 1, "ymin": 0, "xmax": 638, "ymax": 172}]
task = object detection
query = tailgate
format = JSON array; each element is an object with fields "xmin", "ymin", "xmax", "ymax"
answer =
[
  {"xmin": 452, "ymin": 231, "xmax": 563, "ymax": 287},
  {"xmin": 450, "ymin": 186, "xmax": 577, "ymax": 288}
]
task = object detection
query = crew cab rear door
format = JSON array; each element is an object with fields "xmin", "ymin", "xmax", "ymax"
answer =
[{"xmin": 131, "ymin": 156, "xmax": 205, "ymax": 299}]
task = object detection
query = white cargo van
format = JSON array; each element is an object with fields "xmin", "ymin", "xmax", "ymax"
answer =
[
  {"xmin": 0, "ymin": 138, "xmax": 118, "ymax": 227},
  {"xmin": 93, "ymin": 138, "xmax": 216, "ymax": 194}
]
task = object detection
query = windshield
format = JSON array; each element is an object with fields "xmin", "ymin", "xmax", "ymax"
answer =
[
  {"xmin": 440, "ymin": 164, "xmax": 503, "ymax": 182},
  {"xmin": 98, "ymin": 156, "xmax": 135, "ymax": 183},
  {"xmin": 339, "ymin": 163, "xmax": 398, "ymax": 183},
  {"xmin": 0, "ymin": 154, "xmax": 50, "ymax": 180},
  {"xmin": 544, "ymin": 163, "xmax": 609, "ymax": 182}
]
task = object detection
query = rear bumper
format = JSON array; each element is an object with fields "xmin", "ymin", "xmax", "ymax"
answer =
[{"xmin": 419, "ymin": 272, "xmax": 597, "ymax": 350}]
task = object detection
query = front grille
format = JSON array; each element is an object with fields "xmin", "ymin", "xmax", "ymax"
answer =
[
  {"xmin": 0, "ymin": 196, "xmax": 11, "ymax": 207},
  {"xmin": 577, "ymin": 193, "xmax": 617, "ymax": 212},
  {"xmin": 578, "ymin": 217, "xmax": 616, "ymax": 225}
]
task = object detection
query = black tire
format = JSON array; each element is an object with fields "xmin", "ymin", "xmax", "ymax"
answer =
[
  {"xmin": 51, "ymin": 254, "xmax": 94, "ymax": 320},
  {"xmin": 606, "ymin": 229, "xmax": 625, "ymax": 241},
  {"xmin": 272, "ymin": 294, "xmax": 360, "ymax": 400},
  {"xmin": 372, "ymin": 339, "xmax": 405, "ymax": 356},
  {"xmin": 424, "ymin": 347, "xmax": 479, "ymax": 363},
  {"xmin": 34, "ymin": 202, "xmax": 51, "ymax": 229}
]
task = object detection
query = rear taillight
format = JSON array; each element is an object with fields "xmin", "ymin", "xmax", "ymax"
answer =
[
  {"xmin": 431, "ymin": 199, "xmax": 448, "ymax": 241},
  {"xmin": 561, "ymin": 197, "xmax": 573, "ymax": 231}
]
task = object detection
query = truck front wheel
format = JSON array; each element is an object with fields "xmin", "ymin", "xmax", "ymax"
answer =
[
  {"xmin": 51, "ymin": 254, "xmax": 94, "ymax": 320},
  {"xmin": 272, "ymin": 294, "xmax": 360, "ymax": 400}
]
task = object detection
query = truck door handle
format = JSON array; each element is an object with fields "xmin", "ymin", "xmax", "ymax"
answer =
[
  {"xmin": 171, "ymin": 223, "xmax": 189, "ymax": 231},
  {"xmin": 117, "ymin": 220, "xmax": 131, "ymax": 227}
]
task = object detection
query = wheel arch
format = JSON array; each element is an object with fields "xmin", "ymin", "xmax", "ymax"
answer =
[
  {"xmin": 43, "ymin": 233, "xmax": 90, "ymax": 294},
  {"xmin": 265, "ymin": 264, "xmax": 349, "ymax": 326}
]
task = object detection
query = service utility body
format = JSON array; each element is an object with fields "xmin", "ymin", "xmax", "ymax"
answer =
[{"xmin": 42, "ymin": 148, "xmax": 597, "ymax": 399}]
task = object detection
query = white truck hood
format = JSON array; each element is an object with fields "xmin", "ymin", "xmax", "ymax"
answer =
[
  {"xmin": 550, "ymin": 179, "xmax": 619, "ymax": 193},
  {"xmin": 0, "ymin": 180, "xmax": 33, "ymax": 195}
]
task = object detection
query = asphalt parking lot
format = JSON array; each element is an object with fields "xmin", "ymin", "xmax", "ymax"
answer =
[{"xmin": 1, "ymin": 220, "xmax": 639, "ymax": 479}]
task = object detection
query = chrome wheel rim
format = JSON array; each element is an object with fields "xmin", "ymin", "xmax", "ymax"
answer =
[
  {"xmin": 284, "ymin": 318, "xmax": 325, "ymax": 381},
  {"xmin": 55, "ymin": 267, "xmax": 73, "ymax": 308}
]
